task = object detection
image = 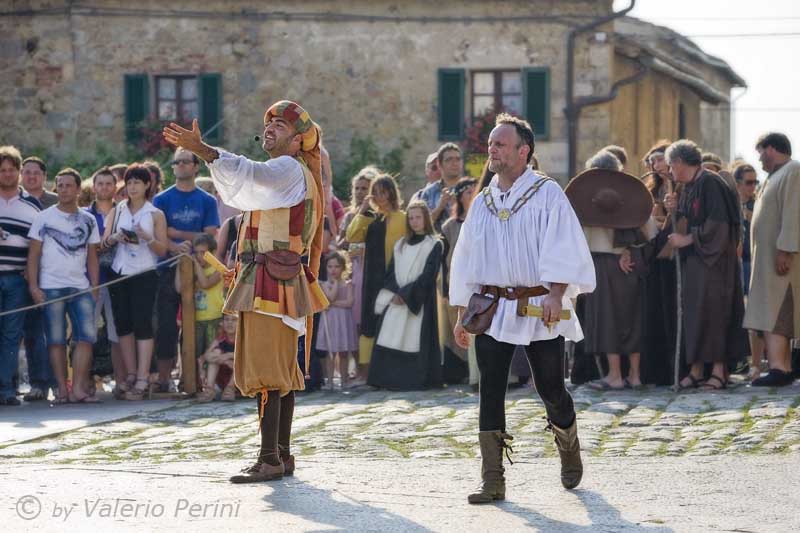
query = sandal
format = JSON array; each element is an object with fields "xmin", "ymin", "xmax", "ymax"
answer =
[
  {"xmin": 124, "ymin": 379, "xmax": 150, "ymax": 401},
  {"xmin": 69, "ymin": 393, "xmax": 102, "ymax": 404},
  {"xmin": 677, "ymin": 374, "xmax": 702, "ymax": 391},
  {"xmin": 587, "ymin": 379, "xmax": 625, "ymax": 391},
  {"xmin": 700, "ymin": 375, "xmax": 727, "ymax": 391},
  {"xmin": 220, "ymin": 384, "xmax": 237, "ymax": 402}
]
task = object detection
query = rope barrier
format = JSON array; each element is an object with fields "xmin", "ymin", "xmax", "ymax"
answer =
[{"xmin": 0, "ymin": 253, "xmax": 191, "ymax": 318}]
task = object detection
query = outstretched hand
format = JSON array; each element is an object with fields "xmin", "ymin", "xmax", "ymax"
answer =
[{"xmin": 163, "ymin": 119, "xmax": 204, "ymax": 152}]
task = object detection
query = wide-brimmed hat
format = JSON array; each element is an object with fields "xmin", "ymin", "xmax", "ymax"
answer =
[{"xmin": 565, "ymin": 168, "xmax": 653, "ymax": 229}]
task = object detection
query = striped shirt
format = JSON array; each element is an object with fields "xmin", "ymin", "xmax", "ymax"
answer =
[{"xmin": 0, "ymin": 189, "xmax": 42, "ymax": 272}]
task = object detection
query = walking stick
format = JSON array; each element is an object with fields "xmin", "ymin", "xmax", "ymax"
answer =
[{"xmin": 668, "ymin": 178, "xmax": 683, "ymax": 391}]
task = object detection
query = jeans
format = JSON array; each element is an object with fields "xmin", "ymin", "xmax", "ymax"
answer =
[
  {"xmin": 42, "ymin": 288, "xmax": 97, "ymax": 346},
  {"xmin": 0, "ymin": 273, "xmax": 29, "ymax": 399},
  {"xmin": 475, "ymin": 334, "xmax": 575, "ymax": 431},
  {"xmin": 23, "ymin": 308, "xmax": 56, "ymax": 390}
]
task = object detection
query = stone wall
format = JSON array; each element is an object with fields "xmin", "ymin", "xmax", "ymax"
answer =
[{"xmin": 1, "ymin": 0, "xmax": 615, "ymax": 196}]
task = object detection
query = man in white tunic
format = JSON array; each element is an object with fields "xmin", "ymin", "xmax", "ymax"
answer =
[
  {"xmin": 745, "ymin": 132, "xmax": 799, "ymax": 387},
  {"xmin": 163, "ymin": 101, "xmax": 327, "ymax": 483},
  {"xmin": 450, "ymin": 114, "xmax": 595, "ymax": 504}
]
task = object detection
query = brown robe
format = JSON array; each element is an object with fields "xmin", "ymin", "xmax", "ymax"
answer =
[{"xmin": 677, "ymin": 170, "xmax": 749, "ymax": 364}]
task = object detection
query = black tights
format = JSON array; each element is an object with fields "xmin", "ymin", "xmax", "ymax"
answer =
[
  {"xmin": 476, "ymin": 335, "xmax": 575, "ymax": 431},
  {"xmin": 257, "ymin": 390, "xmax": 295, "ymax": 465}
]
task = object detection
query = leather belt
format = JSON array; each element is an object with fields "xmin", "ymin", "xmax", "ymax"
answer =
[
  {"xmin": 481, "ymin": 285, "xmax": 571, "ymax": 321},
  {"xmin": 238, "ymin": 252, "xmax": 267, "ymax": 264}
]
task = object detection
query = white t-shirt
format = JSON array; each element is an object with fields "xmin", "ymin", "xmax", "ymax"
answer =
[{"xmin": 28, "ymin": 205, "xmax": 101, "ymax": 290}]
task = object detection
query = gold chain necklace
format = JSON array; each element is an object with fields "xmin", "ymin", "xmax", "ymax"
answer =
[{"xmin": 483, "ymin": 176, "xmax": 552, "ymax": 221}]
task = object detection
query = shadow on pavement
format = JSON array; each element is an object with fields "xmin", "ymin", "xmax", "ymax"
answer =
[
  {"xmin": 263, "ymin": 477, "xmax": 432, "ymax": 532},
  {"xmin": 498, "ymin": 489, "xmax": 674, "ymax": 532}
]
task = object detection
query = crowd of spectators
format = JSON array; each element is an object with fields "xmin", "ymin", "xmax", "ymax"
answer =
[{"xmin": 0, "ymin": 128, "xmax": 796, "ymax": 406}]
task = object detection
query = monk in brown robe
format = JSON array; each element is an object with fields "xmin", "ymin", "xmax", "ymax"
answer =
[{"xmin": 664, "ymin": 140, "xmax": 749, "ymax": 390}]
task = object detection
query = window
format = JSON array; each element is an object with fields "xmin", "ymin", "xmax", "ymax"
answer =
[
  {"xmin": 471, "ymin": 71, "xmax": 523, "ymax": 118},
  {"xmin": 156, "ymin": 76, "xmax": 198, "ymax": 124},
  {"xmin": 124, "ymin": 73, "xmax": 223, "ymax": 143},
  {"xmin": 437, "ymin": 67, "xmax": 550, "ymax": 141}
]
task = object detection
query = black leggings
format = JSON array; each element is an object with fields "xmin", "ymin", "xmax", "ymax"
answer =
[
  {"xmin": 154, "ymin": 266, "xmax": 180, "ymax": 360},
  {"xmin": 476, "ymin": 334, "xmax": 575, "ymax": 431},
  {"xmin": 108, "ymin": 270, "xmax": 158, "ymax": 339}
]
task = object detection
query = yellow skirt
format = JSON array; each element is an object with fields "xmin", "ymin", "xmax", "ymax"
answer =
[
  {"xmin": 234, "ymin": 312, "xmax": 305, "ymax": 398},
  {"xmin": 358, "ymin": 335, "xmax": 375, "ymax": 366}
]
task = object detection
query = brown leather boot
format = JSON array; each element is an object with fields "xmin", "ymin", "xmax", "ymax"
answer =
[
  {"xmin": 467, "ymin": 431, "xmax": 513, "ymax": 504},
  {"xmin": 229, "ymin": 457, "xmax": 284, "ymax": 483},
  {"xmin": 546, "ymin": 418, "xmax": 583, "ymax": 489},
  {"xmin": 280, "ymin": 445, "xmax": 295, "ymax": 476}
]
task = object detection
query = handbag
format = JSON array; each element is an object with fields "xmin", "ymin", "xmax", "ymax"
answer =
[
  {"xmin": 461, "ymin": 286, "xmax": 500, "ymax": 335},
  {"xmin": 98, "ymin": 203, "xmax": 123, "ymax": 269}
]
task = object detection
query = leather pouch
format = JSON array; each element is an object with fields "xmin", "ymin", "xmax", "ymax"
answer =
[
  {"xmin": 263, "ymin": 250, "xmax": 302, "ymax": 281},
  {"xmin": 462, "ymin": 288, "xmax": 499, "ymax": 335}
]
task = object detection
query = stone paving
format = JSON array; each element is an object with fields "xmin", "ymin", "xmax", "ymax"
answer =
[{"xmin": 2, "ymin": 381, "xmax": 799, "ymax": 465}]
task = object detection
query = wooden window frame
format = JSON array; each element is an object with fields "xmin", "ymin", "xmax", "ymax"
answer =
[
  {"xmin": 470, "ymin": 70, "xmax": 522, "ymax": 119},
  {"xmin": 155, "ymin": 75, "xmax": 199, "ymax": 125}
]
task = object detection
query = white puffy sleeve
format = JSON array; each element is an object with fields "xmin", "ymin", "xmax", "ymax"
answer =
[
  {"xmin": 448, "ymin": 205, "xmax": 481, "ymax": 307},
  {"xmin": 207, "ymin": 151, "xmax": 306, "ymax": 211},
  {"xmin": 537, "ymin": 190, "xmax": 596, "ymax": 299}
]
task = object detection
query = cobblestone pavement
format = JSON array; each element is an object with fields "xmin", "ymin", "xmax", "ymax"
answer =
[{"xmin": 2, "ymin": 381, "xmax": 799, "ymax": 465}]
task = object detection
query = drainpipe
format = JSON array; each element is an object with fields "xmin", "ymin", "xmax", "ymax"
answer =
[{"xmin": 565, "ymin": 0, "xmax": 637, "ymax": 177}]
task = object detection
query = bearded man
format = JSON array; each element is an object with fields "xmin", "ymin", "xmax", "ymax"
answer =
[{"xmin": 164, "ymin": 101, "xmax": 328, "ymax": 482}]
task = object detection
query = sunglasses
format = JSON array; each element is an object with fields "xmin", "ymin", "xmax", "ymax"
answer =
[
  {"xmin": 744, "ymin": 180, "xmax": 757, "ymax": 185},
  {"xmin": 171, "ymin": 159, "xmax": 195, "ymax": 166}
]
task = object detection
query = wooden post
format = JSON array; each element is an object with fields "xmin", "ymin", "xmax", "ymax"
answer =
[{"xmin": 179, "ymin": 255, "xmax": 197, "ymax": 394}]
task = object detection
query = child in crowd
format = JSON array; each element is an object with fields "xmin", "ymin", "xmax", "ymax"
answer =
[
  {"xmin": 316, "ymin": 251, "xmax": 358, "ymax": 390},
  {"xmin": 197, "ymin": 313, "xmax": 237, "ymax": 402},
  {"xmin": 175, "ymin": 233, "xmax": 224, "ymax": 398}
]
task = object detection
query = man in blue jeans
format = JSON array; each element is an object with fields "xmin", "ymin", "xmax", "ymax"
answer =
[
  {"xmin": 27, "ymin": 168, "xmax": 100, "ymax": 404},
  {"xmin": 0, "ymin": 146, "xmax": 42, "ymax": 406}
]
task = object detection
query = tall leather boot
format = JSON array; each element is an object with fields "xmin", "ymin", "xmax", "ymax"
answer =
[
  {"xmin": 230, "ymin": 391, "xmax": 285, "ymax": 483},
  {"xmin": 278, "ymin": 391, "xmax": 295, "ymax": 476},
  {"xmin": 546, "ymin": 418, "xmax": 583, "ymax": 489},
  {"xmin": 467, "ymin": 431, "xmax": 513, "ymax": 504}
]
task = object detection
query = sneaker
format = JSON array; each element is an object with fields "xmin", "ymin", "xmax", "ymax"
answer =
[
  {"xmin": 751, "ymin": 369, "xmax": 794, "ymax": 387},
  {"xmin": 23, "ymin": 387, "xmax": 46, "ymax": 401}
]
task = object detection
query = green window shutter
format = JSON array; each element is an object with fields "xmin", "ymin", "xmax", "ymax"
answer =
[
  {"xmin": 124, "ymin": 74, "xmax": 149, "ymax": 143},
  {"xmin": 438, "ymin": 68, "xmax": 465, "ymax": 141},
  {"xmin": 522, "ymin": 68, "xmax": 550, "ymax": 140},
  {"xmin": 199, "ymin": 73, "xmax": 223, "ymax": 143}
]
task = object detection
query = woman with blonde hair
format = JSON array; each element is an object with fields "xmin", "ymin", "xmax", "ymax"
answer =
[{"xmin": 345, "ymin": 173, "xmax": 406, "ymax": 380}]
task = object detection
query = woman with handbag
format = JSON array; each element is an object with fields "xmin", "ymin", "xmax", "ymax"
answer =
[{"xmin": 102, "ymin": 164, "xmax": 168, "ymax": 400}]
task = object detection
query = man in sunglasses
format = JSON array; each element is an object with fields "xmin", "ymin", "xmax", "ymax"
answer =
[{"xmin": 151, "ymin": 147, "xmax": 220, "ymax": 393}]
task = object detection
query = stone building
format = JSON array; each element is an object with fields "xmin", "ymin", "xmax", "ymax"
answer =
[{"xmin": 0, "ymin": 0, "xmax": 744, "ymax": 192}]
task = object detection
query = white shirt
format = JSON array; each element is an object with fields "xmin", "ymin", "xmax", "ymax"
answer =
[
  {"xmin": 111, "ymin": 200, "xmax": 160, "ymax": 275},
  {"xmin": 207, "ymin": 150, "xmax": 309, "ymax": 332},
  {"xmin": 28, "ymin": 205, "xmax": 100, "ymax": 290},
  {"xmin": 207, "ymin": 150, "xmax": 306, "ymax": 211},
  {"xmin": 449, "ymin": 169, "xmax": 596, "ymax": 344}
]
